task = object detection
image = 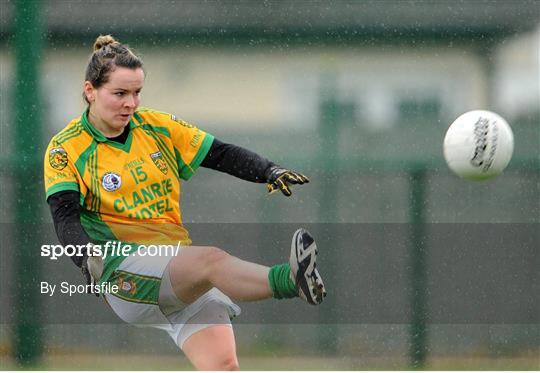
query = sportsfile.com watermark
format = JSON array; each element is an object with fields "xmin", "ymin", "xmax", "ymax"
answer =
[
  {"xmin": 39, "ymin": 242, "xmax": 182, "ymax": 297},
  {"xmin": 41, "ymin": 241, "xmax": 182, "ymax": 260}
]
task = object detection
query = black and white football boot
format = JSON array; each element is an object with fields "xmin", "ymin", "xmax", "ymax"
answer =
[{"xmin": 289, "ymin": 228, "xmax": 327, "ymax": 305}]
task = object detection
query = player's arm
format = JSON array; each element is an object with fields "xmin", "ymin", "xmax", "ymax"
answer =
[
  {"xmin": 47, "ymin": 191, "xmax": 102, "ymax": 292},
  {"xmin": 47, "ymin": 191, "xmax": 90, "ymax": 266},
  {"xmin": 201, "ymin": 138, "xmax": 309, "ymax": 196}
]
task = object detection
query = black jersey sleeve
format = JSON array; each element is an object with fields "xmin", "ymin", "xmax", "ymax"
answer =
[
  {"xmin": 201, "ymin": 138, "xmax": 276, "ymax": 183},
  {"xmin": 47, "ymin": 190, "xmax": 91, "ymax": 267}
]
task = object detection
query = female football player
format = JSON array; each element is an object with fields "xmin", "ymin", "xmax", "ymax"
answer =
[{"xmin": 44, "ymin": 35, "xmax": 326, "ymax": 370}]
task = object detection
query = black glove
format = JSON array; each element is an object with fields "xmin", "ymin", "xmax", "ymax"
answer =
[{"xmin": 265, "ymin": 165, "xmax": 309, "ymax": 197}]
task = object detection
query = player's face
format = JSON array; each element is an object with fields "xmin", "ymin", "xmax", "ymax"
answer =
[{"xmin": 85, "ymin": 67, "xmax": 145, "ymax": 137}]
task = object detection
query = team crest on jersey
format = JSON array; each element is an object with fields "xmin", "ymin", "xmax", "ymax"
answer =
[
  {"xmin": 49, "ymin": 147, "xmax": 68, "ymax": 170},
  {"xmin": 101, "ymin": 172, "xmax": 122, "ymax": 192},
  {"xmin": 150, "ymin": 151, "xmax": 168, "ymax": 174},
  {"xmin": 117, "ymin": 277, "xmax": 137, "ymax": 295}
]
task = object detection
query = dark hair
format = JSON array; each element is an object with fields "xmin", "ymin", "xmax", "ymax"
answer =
[{"xmin": 83, "ymin": 35, "xmax": 144, "ymax": 104}]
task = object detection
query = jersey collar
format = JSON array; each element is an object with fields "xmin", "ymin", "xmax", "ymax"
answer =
[{"xmin": 81, "ymin": 109, "xmax": 136, "ymax": 143}]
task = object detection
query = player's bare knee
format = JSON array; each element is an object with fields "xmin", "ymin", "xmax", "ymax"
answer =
[
  {"xmin": 203, "ymin": 246, "xmax": 231, "ymax": 276},
  {"xmin": 215, "ymin": 356, "xmax": 239, "ymax": 371}
]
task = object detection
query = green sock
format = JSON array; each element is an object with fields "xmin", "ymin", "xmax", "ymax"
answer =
[{"xmin": 268, "ymin": 263, "xmax": 298, "ymax": 299}]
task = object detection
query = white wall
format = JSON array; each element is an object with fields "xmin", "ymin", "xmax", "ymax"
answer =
[
  {"xmin": 495, "ymin": 24, "xmax": 540, "ymax": 118},
  {"xmin": 4, "ymin": 44, "xmax": 489, "ymax": 134}
]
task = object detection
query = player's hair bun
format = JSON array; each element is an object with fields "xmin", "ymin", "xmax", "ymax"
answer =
[{"xmin": 93, "ymin": 35, "xmax": 118, "ymax": 51}]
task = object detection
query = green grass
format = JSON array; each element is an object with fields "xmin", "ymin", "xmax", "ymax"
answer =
[{"xmin": 2, "ymin": 351, "xmax": 539, "ymax": 370}]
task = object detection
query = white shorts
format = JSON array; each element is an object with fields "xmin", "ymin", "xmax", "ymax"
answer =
[{"xmin": 104, "ymin": 246, "xmax": 241, "ymax": 349}]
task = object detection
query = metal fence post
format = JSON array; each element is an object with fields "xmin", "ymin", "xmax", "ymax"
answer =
[
  {"xmin": 316, "ymin": 74, "xmax": 341, "ymax": 355},
  {"xmin": 12, "ymin": 0, "xmax": 43, "ymax": 365},
  {"xmin": 409, "ymin": 166, "xmax": 428, "ymax": 369}
]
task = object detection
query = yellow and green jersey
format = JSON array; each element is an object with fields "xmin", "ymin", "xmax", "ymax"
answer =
[{"xmin": 44, "ymin": 107, "xmax": 213, "ymax": 248}]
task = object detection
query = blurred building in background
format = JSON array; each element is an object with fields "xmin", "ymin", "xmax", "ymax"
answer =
[{"xmin": 0, "ymin": 0, "xmax": 538, "ymax": 369}]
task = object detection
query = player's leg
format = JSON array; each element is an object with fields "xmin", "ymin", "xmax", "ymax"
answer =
[
  {"xmin": 168, "ymin": 246, "xmax": 272, "ymax": 303},
  {"xmin": 181, "ymin": 325, "xmax": 239, "ymax": 370},
  {"xmin": 168, "ymin": 298, "xmax": 239, "ymax": 370},
  {"xmin": 104, "ymin": 245, "xmax": 241, "ymax": 370},
  {"xmin": 168, "ymin": 228, "xmax": 326, "ymax": 305}
]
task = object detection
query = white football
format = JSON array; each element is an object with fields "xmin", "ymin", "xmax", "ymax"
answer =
[{"xmin": 443, "ymin": 110, "xmax": 514, "ymax": 181}]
